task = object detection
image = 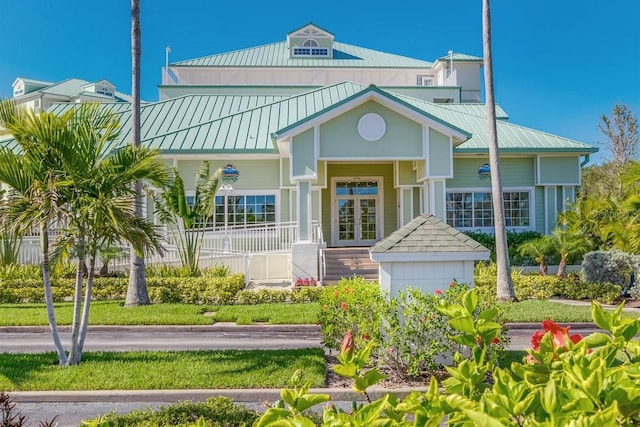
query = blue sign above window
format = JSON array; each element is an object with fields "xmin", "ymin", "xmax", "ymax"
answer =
[
  {"xmin": 221, "ymin": 164, "xmax": 239, "ymax": 183},
  {"xmin": 478, "ymin": 163, "xmax": 491, "ymax": 181}
]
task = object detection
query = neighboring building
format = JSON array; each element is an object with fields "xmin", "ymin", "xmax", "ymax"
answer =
[
  {"xmin": 9, "ymin": 77, "xmax": 132, "ymax": 113},
  {"xmin": 3, "ymin": 23, "xmax": 598, "ymax": 283}
]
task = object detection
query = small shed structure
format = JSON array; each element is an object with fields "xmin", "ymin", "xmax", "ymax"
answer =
[{"xmin": 369, "ymin": 214, "xmax": 490, "ymax": 297}]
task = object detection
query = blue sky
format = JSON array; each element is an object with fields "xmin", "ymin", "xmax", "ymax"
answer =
[{"xmin": 2, "ymin": 0, "xmax": 638, "ymax": 163}]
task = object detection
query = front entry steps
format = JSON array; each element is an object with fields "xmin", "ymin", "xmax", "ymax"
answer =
[{"xmin": 322, "ymin": 247, "xmax": 379, "ymax": 285}]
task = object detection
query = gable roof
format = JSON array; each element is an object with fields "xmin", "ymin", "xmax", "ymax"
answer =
[
  {"xmin": 11, "ymin": 78, "xmax": 132, "ymax": 102},
  {"xmin": 370, "ymin": 213, "xmax": 489, "ymax": 254},
  {"xmin": 388, "ymin": 91, "xmax": 596, "ymax": 153},
  {"xmin": 436, "ymin": 52, "xmax": 483, "ymax": 62},
  {"xmin": 171, "ymin": 40, "xmax": 433, "ymax": 69}
]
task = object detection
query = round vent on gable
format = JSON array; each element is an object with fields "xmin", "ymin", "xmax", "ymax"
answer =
[{"xmin": 357, "ymin": 113, "xmax": 386, "ymax": 142}]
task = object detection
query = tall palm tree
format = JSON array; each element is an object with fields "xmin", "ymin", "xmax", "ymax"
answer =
[
  {"xmin": 126, "ymin": 0, "xmax": 149, "ymax": 305},
  {"xmin": 483, "ymin": 0, "xmax": 515, "ymax": 300},
  {"xmin": 0, "ymin": 101, "xmax": 167, "ymax": 365},
  {"xmin": 154, "ymin": 162, "xmax": 222, "ymax": 276}
]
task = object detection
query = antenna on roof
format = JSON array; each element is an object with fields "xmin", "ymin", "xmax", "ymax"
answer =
[{"xmin": 164, "ymin": 46, "xmax": 171, "ymax": 84}]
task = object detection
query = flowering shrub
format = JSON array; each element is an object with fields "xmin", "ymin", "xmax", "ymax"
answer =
[
  {"xmin": 379, "ymin": 282, "xmax": 507, "ymax": 379},
  {"xmin": 294, "ymin": 277, "xmax": 317, "ymax": 287},
  {"xmin": 317, "ymin": 277, "xmax": 386, "ymax": 351},
  {"xmin": 258, "ymin": 294, "xmax": 640, "ymax": 426}
]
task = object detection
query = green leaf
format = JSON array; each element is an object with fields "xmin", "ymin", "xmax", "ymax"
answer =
[
  {"xmin": 590, "ymin": 301, "xmax": 612, "ymax": 331},
  {"xmin": 462, "ymin": 290, "xmax": 479, "ymax": 315},
  {"xmin": 540, "ymin": 379, "xmax": 558, "ymax": 414},
  {"xmin": 449, "ymin": 316, "xmax": 474, "ymax": 334},
  {"xmin": 362, "ymin": 369, "xmax": 387, "ymax": 388},
  {"xmin": 478, "ymin": 307, "xmax": 499, "ymax": 322},
  {"xmin": 333, "ymin": 363, "xmax": 357, "ymax": 379},
  {"xmin": 461, "ymin": 409, "xmax": 507, "ymax": 427},
  {"xmin": 280, "ymin": 389, "xmax": 297, "ymax": 407},
  {"xmin": 354, "ymin": 395, "xmax": 389, "ymax": 425},
  {"xmin": 578, "ymin": 332, "xmax": 611, "ymax": 348},
  {"xmin": 294, "ymin": 394, "xmax": 331, "ymax": 413},
  {"xmin": 613, "ymin": 320, "xmax": 640, "ymax": 342},
  {"xmin": 253, "ymin": 407, "xmax": 291, "ymax": 427}
]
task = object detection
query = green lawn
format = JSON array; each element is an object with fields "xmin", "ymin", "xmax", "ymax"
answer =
[
  {"xmin": 0, "ymin": 299, "xmax": 636, "ymax": 327},
  {"xmin": 0, "ymin": 348, "xmax": 326, "ymax": 391},
  {"xmin": 0, "ymin": 301, "xmax": 320, "ymax": 326},
  {"xmin": 499, "ymin": 299, "xmax": 639, "ymax": 323}
]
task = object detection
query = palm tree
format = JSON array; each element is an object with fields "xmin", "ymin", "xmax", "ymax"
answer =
[
  {"xmin": 549, "ymin": 228, "xmax": 588, "ymax": 278},
  {"xmin": 154, "ymin": 162, "xmax": 222, "ymax": 276},
  {"xmin": 0, "ymin": 101, "xmax": 168, "ymax": 365},
  {"xmin": 518, "ymin": 236, "xmax": 554, "ymax": 275},
  {"xmin": 126, "ymin": 0, "xmax": 149, "ymax": 306},
  {"xmin": 483, "ymin": 0, "xmax": 515, "ymax": 300},
  {"xmin": 0, "ymin": 100, "xmax": 73, "ymax": 363}
]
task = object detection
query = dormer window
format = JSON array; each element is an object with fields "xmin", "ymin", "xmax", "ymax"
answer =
[
  {"xmin": 293, "ymin": 38, "xmax": 329, "ymax": 57},
  {"xmin": 96, "ymin": 86, "xmax": 114, "ymax": 97},
  {"xmin": 13, "ymin": 83, "xmax": 24, "ymax": 97}
]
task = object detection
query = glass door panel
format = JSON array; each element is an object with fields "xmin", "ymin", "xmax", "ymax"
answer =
[
  {"xmin": 337, "ymin": 199, "xmax": 355, "ymax": 241},
  {"xmin": 334, "ymin": 179, "xmax": 380, "ymax": 246},
  {"xmin": 359, "ymin": 199, "xmax": 377, "ymax": 241}
]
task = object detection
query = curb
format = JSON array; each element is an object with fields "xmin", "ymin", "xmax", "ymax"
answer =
[
  {"xmin": 9, "ymin": 387, "xmax": 427, "ymax": 403},
  {"xmin": 0, "ymin": 323, "xmax": 601, "ymax": 333},
  {"xmin": 504, "ymin": 322, "xmax": 597, "ymax": 330},
  {"xmin": 0, "ymin": 324, "xmax": 322, "ymax": 334}
]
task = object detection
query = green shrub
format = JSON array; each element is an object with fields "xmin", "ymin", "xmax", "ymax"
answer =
[
  {"xmin": 86, "ymin": 396, "xmax": 258, "ymax": 426},
  {"xmin": 474, "ymin": 263, "xmax": 620, "ymax": 303},
  {"xmin": 290, "ymin": 286, "xmax": 323, "ymax": 303},
  {"xmin": 317, "ymin": 277, "xmax": 386, "ymax": 351},
  {"xmin": 465, "ymin": 230, "xmax": 545, "ymax": 265},
  {"xmin": 202, "ymin": 265, "xmax": 231, "ymax": 278},
  {"xmin": 582, "ymin": 250, "xmax": 636, "ymax": 287}
]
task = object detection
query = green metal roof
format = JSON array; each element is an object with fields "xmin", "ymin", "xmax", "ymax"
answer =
[
  {"xmin": 371, "ymin": 214, "xmax": 489, "ymax": 253},
  {"xmin": 6, "ymin": 82, "xmax": 596, "ymax": 156},
  {"xmin": 434, "ymin": 103, "xmax": 509, "ymax": 120},
  {"xmin": 387, "ymin": 91, "xmax": 597, "ymax": 153},
  {"xmin": 437, "ymin": 53, "xmax": 483, "ymax": 62},
  {"xmin": 12, "ymin": 78, "xmax": 132, "ymax": 103},
  {"xmin": 15, "ymin": 77, "xmax": 53, "ymax": 87},
  {"xmin": 171, "ymin": 41, "xmax": 433, "ymax": 69}
]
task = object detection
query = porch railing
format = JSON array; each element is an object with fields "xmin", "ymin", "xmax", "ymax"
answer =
[{"xmin": 16, "ymin": 221, "xmax": 320, "ymax": 284}]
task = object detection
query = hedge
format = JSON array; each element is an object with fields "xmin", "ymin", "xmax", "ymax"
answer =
[{"xmin": 0, "ymin": 275, "xmax": 325, "ymax": 305}]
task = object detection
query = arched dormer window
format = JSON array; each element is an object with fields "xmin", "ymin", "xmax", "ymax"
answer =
[{"xmin": 293, "ymin": 38, "xmax": 329, "ymax": 57}]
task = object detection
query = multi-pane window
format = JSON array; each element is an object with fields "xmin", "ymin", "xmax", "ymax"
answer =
[
  {"xmin": 214, "ymin": 194, "xmax": 276, "ymax": 228},
  {"xmin": 446, "ymin": 191, "xmax": 530, "ymax": 229},
  {"xmin": 293, "ymin": 39, "xmax": 329, "ymax": 57}
]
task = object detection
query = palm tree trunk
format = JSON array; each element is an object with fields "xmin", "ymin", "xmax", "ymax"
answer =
[
  {"xmin": 67, "ymin": 238, "xmax": 85, "ymax": 365},
  {"xmin": 77, "ymin": 251, "xmax": 97, "ymax": 359},
  {"xmin": 40, "ymin": 225, "xmax": 67, "ymax": 365},
  {"xmin": 483, "ymin": 0, "xmax": 515, "ymax": 301},
  {"xmin": 125, "ymin": 0, "xmax": 150, "ymax": 305},
  {"xmin": 557, "ymin": 256, "xmax": 567, "ymax": 278}
]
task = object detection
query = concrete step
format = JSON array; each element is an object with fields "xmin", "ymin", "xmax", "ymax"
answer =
[{"xmin": 322, "ymin": 247, "xmax": 379, "ymax": 285}]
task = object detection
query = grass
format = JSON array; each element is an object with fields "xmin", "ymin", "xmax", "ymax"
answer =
[
  {"xmin": 211, "ymin": 303, "xmax": 319, "ymax": 325},
  {"xmin": 0, "ymin": 301, "xmax": 320, "ymax": 326},
  {"xmin": 0, "ymin": 299, "xmax": 636, "ymax": 327},
  {"xmin": 499, "ymin": 299, "xmax": 640, "ymax": 323},
  {"xmin": 0, "ymin": 348, "xmax": 326, "ymax": 391}
]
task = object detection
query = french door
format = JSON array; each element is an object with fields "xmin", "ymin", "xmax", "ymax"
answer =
[{"xmin": 332, "ymin": 179, "xmax": 381, "ymax": 246}]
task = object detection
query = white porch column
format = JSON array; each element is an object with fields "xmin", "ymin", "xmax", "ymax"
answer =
[
  {"xmin": 422, "ymin": 180, "xmax": 431, "ymax": 215},
  {"xmin": 292, "ymin": 180, "xmax": 318, "ymax": 284},
  {"xmin": 296, "ymin": 180, "xmax": 313, "ymax": 241}
]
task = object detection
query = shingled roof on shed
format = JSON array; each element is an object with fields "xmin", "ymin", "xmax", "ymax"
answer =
[{"xmin": 370, "ymin": 214, "xmax": 489, "ymax": 254}]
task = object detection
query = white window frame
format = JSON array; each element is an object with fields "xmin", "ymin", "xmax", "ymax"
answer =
[
  {"xmin": 445, "ymin": 187, "xmax": 535, "ymax": 232},
  {"xmin": 185, "ymin": 190, "xmax": 280, "ymax": 230}
]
